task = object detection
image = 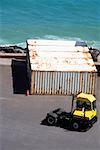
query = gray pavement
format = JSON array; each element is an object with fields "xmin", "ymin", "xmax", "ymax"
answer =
[{"xmin": 0, "ymin": 62, "xmax": 100, "ymax": 150}]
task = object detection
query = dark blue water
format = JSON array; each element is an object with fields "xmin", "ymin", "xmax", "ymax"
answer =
[{"xmin": 0, "ymin": 0, "xmax": 100, "ymax": 48}]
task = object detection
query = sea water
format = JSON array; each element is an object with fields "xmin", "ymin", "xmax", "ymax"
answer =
[{"xmin": 0, "ymin": 0, "xmax": 100, "ymax": 48}]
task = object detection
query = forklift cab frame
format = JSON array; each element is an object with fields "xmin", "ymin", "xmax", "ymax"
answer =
[
  {"xmin": 73, "ymin": 93, "xmax": 97, "ymax": 120},
  {"xmin": 76, "ymin": 99, "xmax": 96, "ymax": 111}
]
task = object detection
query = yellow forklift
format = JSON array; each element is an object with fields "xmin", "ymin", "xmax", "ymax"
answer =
[{"xmin": 45, "ymin": 93, "xmax": 97, "ymax": 131}]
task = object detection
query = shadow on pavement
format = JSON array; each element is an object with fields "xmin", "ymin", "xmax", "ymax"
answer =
[
  {"xmin": 11, "ymin": 59, "xmax": 27, "ymax": 94},
  {"xmin": 40, "ymin": 118, "xmax": 90, "ymax": 132}
]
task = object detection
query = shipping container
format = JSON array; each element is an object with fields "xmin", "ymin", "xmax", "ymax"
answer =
[{"xmin": 26, "ymin": 39, "xmax": 97, "ymax": 95}]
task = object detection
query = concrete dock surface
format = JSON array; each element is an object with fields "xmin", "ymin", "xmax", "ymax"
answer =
[{"xmin": 0, "ymin": 59, "xmax": 100, "ymax": 150}]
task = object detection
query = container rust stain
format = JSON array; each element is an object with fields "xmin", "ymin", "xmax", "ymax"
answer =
[
  {"xmin": 27, "ymin": 39, "xmax": 97, "ymax": 95},
  {"xmin": 30, "ymin": 71, "xmax": 97, "ymax": 95}
]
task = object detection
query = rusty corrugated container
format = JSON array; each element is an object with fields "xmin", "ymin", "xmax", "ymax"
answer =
[{"xmin": 26, "ymin": 39, "xmax": 97, "ymax": 95}]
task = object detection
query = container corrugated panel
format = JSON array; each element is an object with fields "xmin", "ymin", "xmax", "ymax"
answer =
[
  {"xmin": 27, "ymin": 39, "xmax": 96, "ymax": 72},
  {"xmin": 27, "ymin": 39, "xmax": 97, "ymax": 95},
  {"xmin": 30, "ymin": 71, "xmax": 97, "ymax": 95}
]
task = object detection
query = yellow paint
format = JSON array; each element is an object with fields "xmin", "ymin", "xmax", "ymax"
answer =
[
  {"xmin": 73, "ymin": 110, "xmax": 97, "ymax": 120},
  {"xmin": 77, "ymin": 93, "xmax": 96, "ymax": 102},
  {"xmin": 74, "ymin": 93, "xmax": 97, "ymax": 120}
]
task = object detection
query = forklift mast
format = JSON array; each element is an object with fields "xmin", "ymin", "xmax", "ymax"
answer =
[{"xmin": 71, "ymin": 94, "xmax": 75, "ymax": 114}]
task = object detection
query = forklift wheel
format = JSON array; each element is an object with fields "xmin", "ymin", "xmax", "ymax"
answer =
[
  {"xmin": 72, "ymin": 122, "xmax": 79, "ymax": 130},
  {"xmin": 47, "ymin": 116, "xmax": 57, "ymax": 126}
]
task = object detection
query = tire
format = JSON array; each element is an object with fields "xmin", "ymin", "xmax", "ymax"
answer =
[
  {"xmin": 47, "ymin": 116, "xmax": 57, "ymax": 125},
  {"xmin": 72, "ymin": 122, "xmax": 80, "ymax": 130}
]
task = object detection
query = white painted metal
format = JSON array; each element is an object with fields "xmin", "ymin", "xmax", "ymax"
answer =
[
  {"xmin": 27, "ymin": 39, "xmax": 97, "ymax": 95},
  {"xmin": 27, "ymin": 39, "xmax": 96, "ymax": 72}
]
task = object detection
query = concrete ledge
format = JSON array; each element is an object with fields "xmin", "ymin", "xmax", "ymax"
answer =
[
  {"xmin": 94, "ymin": 62, "xmax": 100, "ymax": 65},
  {"xmin": 0, "ymin": 58, "xmax": 12, "ymax": 65},
  {"xmin": 94, "ymin": 62, "xmax": 100, "ymax": 76},
  {"xmin": 0, "ymin": 53, "xmax": 26, "ymax": 59}
]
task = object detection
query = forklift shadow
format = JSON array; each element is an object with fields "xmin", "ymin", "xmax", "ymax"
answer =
[
  {"xmin": 40, "ymin": 118, "xmax": 91, "ymax": 132},
  {"xmin": 11, "ymin": 59, "xmax": 27, "ymax": 94}
]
